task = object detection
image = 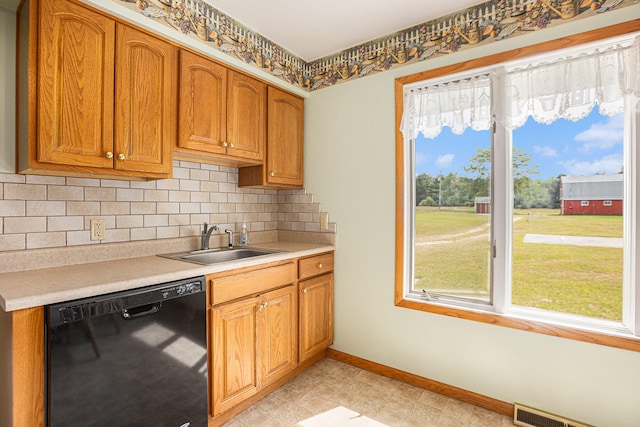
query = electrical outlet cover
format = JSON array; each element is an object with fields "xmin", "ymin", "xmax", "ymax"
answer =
[{"xmin": 90, "ymin": 219, "xmax": 106, "ymax": 241}]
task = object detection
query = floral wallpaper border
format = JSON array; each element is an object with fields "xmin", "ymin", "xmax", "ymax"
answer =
[{"xmin": 117, "ymin": 0, "xmax": 636, "ymax": 91}]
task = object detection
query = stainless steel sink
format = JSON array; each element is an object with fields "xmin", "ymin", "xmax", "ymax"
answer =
[{"xmin": 159, "ymin": 247, "xmax": 283, "ymax": 265}]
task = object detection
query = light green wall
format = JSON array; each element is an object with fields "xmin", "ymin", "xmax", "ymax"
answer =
[
  {"xmin": 305, "ymin": 7, "xmax": 640, "ymax": 427},
  {"xmin": 0, "ymin": 7, "xmax": 16, "ymax": 173}
]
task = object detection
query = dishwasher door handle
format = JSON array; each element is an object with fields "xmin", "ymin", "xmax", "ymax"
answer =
[{"xmin": 122, "ymin": 302, "xmax": 162, "ymax": 319}]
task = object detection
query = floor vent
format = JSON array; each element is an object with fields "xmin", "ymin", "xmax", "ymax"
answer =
[{"xmin": 514, "ymin": 403, "xmax": 592, "ymax": 427}]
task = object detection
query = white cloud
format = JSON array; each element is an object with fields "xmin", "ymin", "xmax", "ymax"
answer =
[
  {"xmin": 559, "ymin": 153, "xmax": 623, "ymax": 176},
  {"xmin": 435, "ymin": 154, "xmax": 454, "ymax": 169},
  {"xmin": 574, "ymin": 114, "xmax": 624, "ymax": 152},
  {"xmin": 533, "ymin": 145, "xmax": 558, "ymax": 157}
]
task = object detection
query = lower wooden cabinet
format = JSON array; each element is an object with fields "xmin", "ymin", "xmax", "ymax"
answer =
[
  {"xmin": 208, "ymin": 253, "xmax": 334, "ymax": 421},
  {"xmin": 209, "ymin": 283, "xmax": 297, "ymax": 417},
  {"xmin": 299, "ymin": 273, "xmax": 334, "ymax": 363}
]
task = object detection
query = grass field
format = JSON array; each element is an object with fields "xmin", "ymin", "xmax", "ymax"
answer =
[{"xmin": 414, "ymin": 207, "xmax": 623, "ymax": 321}]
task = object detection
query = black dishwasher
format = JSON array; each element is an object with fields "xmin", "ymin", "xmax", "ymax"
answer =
[{"xmin": 45, "ymin": 276, "xmax": 208, "ymax": 427}]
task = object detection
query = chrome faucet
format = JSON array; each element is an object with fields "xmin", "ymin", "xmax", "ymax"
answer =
[
  {"xmin": 224, "ymin": 229, "xmax": 233, "ymax": 249},
  {"xmin": 201, "ymin": 222, "xmax": 218, "ymax": 250}
]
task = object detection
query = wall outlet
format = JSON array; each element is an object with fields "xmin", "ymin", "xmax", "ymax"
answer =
[
  {"xmin": 320, "ymin": 212, "xmax": 329, "ymax": 230},
  {"xmin": 90, "ymin": 219, "xmax": 106, "ymax": 241}
]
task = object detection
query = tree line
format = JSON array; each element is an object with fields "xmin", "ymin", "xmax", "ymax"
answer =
[{"xmin": 417, "ymin": 148, "xmax": 562, "ymax": 209}]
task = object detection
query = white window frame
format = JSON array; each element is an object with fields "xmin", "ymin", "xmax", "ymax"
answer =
[
  {"xmin": 399, "ymin": 35, "xmax": 640, "ymax": 340},
  {"xmin": 581, "ymin": 200, "xmax": 590, "ymax": 206},
  {"xmin": 604, "ymin": 200, "xmax": 613, "ymax": 206}
]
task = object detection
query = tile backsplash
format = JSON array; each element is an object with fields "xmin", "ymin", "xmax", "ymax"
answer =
[{"xmin": 0, "ymin": 160, "xmax": 335, "ymax": 252}]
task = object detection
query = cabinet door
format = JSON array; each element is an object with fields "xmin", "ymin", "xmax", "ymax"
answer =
[
  {"xmin": 37, "ymin": 0, "xmax": 115, "ymax": 169},
  {"xmin": 178, "ymin": 50, "xmax": 227, "ymax": 156},
  {"xmin": 226, "ymin": 70, "xmax": 266, "ymax": 162},
  {"xmin": 210, "ymin": 297, "xmax": 259, "ymax": 416},
  {"xmin": 266, "ymin": 87, "xmax": 304, "ymax": 186},
  {"xmin": 114, "ymin": 24, "xmax": 174, "ymax": 175},
  {"xmin": 257, "ymin": 285, "xmax": 297, "ymax": 388},
  {"xmin": 299, "ymin": 273, "xmax": 334, "ymax": 362}
]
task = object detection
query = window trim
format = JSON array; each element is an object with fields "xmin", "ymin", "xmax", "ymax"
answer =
[{"xmin": 394, "ymin": 20, "xmax": 640, "ymax": 353}]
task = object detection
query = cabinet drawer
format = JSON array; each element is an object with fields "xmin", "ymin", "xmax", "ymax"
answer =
[
  {"xmin": 298, "ymin": 253, "xmax": 334, "ymax": 280},
  {"xmin": 211, "ymin": 262, "xmax": 295, "ymax": 305}
]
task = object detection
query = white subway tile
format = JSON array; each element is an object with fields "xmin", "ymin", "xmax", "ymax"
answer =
[
  {"xmin": 26, "ymin": 232, "xmax": 66, "ymax": 249},
  {"xmin": 144, "ymin": 214, "xmax": 168, "ymax": 227},
  {"xmin": 100, "ymin": 179, "xmax": 130, "ymax": 188},
  {"xmin": 85, "ymin": 187, "xmax": 116, "ymax": 201},
  {"xmin": 66, "ymin": 230, "xmax": 98, "ymax": 246},
  {"xmin": 131, "ymin": 227, "xmax": 156, "ymax": 241},
  {"xmin": 107, "ymin": 228, "xmax": 130, "ymax": 243},
  {"xmin": 48, "ymin": 185, "xmax": 84, "ymax": 201},
  {"xmin": 179, "ymin": 225, "xmax": 200, "ymax": 237},
  {"xmin": 130, "ymin": 180, "xmax": 157, "ymax": 189},
  {"xmin": 27, "ymin": 201, "xmax": 66, "ymax": 216},
  {"xmin": 190, "ymin": 169, "xmax": 210, "ymax": 181},
  {"xmin": 201, "ymin": 181, "xmax": 219, "ymax": 192},
  {"xmin": 4, "ymin": 217, "xmax": 46, "ymax": 234},
  {"xmin": 156, "ymin": 179, "xmax": 180, "ymax": 190},
  {"xmin": 66, "ymin": 177, "xmax": 100, "ymax": 187},
  {"xmin": 0, "ymin": 173, "xmax": 26, "ymax": 183},
  {"xmin": 210, "ymin": 192, "xmax": 227, "ymax": 203},
  {"xmin": 180, "ymin": 161, "xmax": 201, "ymax": 169},
  {"xmin": 130, "ymin": 202, "xmax": 156, "ymax": 214},
  {"xmin": 48, "ymin": 216, "xmax": 84, "ymax": 232},
  {"xmin": 101, "ymin": 202, "xmax": 130, "ymax": 215},
  {"xmin": 4, "ymin": 183, "xmax": 47, "ymax": 200},
  {"xmin": 67, "ymin": 202, "xmax": 100, "ymax": 216},
  {"xmin": 179, "ymin": 203, "xmax": 200, "ymax": 214},
  {"xmin": 200, "ymin": 163, "xmax": 219, "ymax": 171},
  {"xmin": 218, "ymin": 182, "xmax": 236, "ymax": 193},
  {"xmin": 144, "ymin": 189, "xmax": 169, "ymax": 202},
  {"xmin": 0, "ymin": 234, "xmax": 26, "ymax": 251},
  {"xmin": 168, "ymin": 214, "xmax": 190, "ymax": 226},
  {"xmin": 209, "ymin": 171, "xmax": 227, "ymax": 182},
  {"xmin": 169, "ymin": 190, "xmax": 190, "ymax": 202},
  {"xmin": 179, "ymin": 180, "xmax": 200, "ymax": 192},
  {"xmin": 0, "ymin": 200, "xmax": 26, "ymax": 216},
  {"xmin": 190, "ymin": 192, "xmax": 210, "ymax": 203},
  {"xmin": 116, "ymin": 215, "xmax": 144, "ymax": 228},
  {"xmin": 200, "ymin": 203, "xmax": 219, "ymax": 213},
  {"xmin": 157, "ymin": 226, "xmax": 180, "ymax": 239},
  {"xmin": 157, "ymin": 202, "xmax": 180, "ymax": 214},
  {"xmin": 172, "ymin": 167, "xmax": 189, "ymax": 180},
  {"xmin": 26, "ymin": 175, "xmax": 65, "ymax": 185},
  {"xmin": 117, "ymin": 188, "xmax": 144, "ymax": 202}
]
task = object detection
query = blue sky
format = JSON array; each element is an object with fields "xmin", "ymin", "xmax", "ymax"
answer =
[{"xmin": 415, "ymin": 109, "xmax": 624, "ymax": 180}]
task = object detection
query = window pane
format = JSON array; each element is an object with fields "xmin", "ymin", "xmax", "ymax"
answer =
[
  {"xmin": 413, "ymin": 127, "xmax": 492, "ymax": 303},
  {"xmin": 511, "ymin": 110, "xmax": 623, "ymax": 321}
]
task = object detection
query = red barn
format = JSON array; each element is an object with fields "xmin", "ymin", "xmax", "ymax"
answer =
[
  {"xmin": 560, "ymin": 175, "xmax": 623, "ymax": 215},
  {"xmin": 474, "ymin": 196, "xmax": 491, "ymax": 214}
]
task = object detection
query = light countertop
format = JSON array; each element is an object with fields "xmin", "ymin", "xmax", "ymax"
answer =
[{"xmin": 0, "ymin": 241, "xmax": 334, "ymax": 312}]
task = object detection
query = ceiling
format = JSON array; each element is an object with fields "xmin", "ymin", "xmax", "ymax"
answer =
[{"xmin": 203, "ymin": 0, "xmax": 482, "ymax": 61}]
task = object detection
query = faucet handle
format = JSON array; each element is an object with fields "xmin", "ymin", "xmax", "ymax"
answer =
[{"xmin": 203, "ymin": 222, "xmax": 209, "ymax": 233}]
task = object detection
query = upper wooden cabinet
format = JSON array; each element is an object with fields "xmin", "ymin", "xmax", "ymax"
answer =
[
  {"xmin": 114, "ymin": 25, "xmax": 175, "ymax": 176},
  {"xmin": 239, "ymin": 87, "xmax": 304, "ymax": 189},
  {"xmin": 176, "ymin": 50, "xmax": 266, "ymax": 166},
  {"xmin": 18, "ymin": 0, "xmax": 175, "ymax": 179}
]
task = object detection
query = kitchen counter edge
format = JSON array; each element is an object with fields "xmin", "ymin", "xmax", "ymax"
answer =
[{"xmin": 0, "ymin": 242, "xmax": 334, "ymax": 312}]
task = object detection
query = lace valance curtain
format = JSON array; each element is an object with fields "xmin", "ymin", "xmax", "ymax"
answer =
[
  {"xmin": 400, "ymin": 36, "xmax": 640, "ymax": 140},
  {"xmin": 401, "ymin": 75, "xmax": 492, "ymax": 139}
]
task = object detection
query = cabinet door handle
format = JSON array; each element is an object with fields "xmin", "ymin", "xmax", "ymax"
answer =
[
  {"xmin": 222, "ymin": 141, "xmax": 228, "ymax": 147},
  {"xmin": 317, "ymin": 263, "xmax": 323, "ymax": 269},
  {"xmin": 106, "ymin": 152, "xmax": 114, "ymax": 159},
  {"xmin": 301, "ymin": 288, "xmax": 308, "ymax": 294},
  {"xmin": 269, "ymin": 171, "xmax": 275, "ymax": 177},
  {"xmin": 118, "ymin": 153, "xmax": 126, "ymax": 160},
  {"xmin": 258, "ymin": 302, "xmax": 268, "ymax": 311},
  {"xmin": 229, "ymin": 142, "xmax": 234, "ymax": 148}
]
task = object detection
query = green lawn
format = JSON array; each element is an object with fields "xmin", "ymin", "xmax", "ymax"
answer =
[{"xmin": 414, "ymin": 208, "xmax": 623, "ymax": 321}]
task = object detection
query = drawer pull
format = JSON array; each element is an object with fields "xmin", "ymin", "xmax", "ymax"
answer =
[
  {"xmin": 106, "ymin": 152, "xmax": 113, "ymax": 159},
  {"xmin": 317, "ymin": 263, "xmax": 323, "ymax": 269},
  {"xmin": 118, "ymin": 153, "xmax": 126, "ymax": 160},
  {"xmin": 301, "ymin": 288, "xmax": 308, "ymax": 294}
]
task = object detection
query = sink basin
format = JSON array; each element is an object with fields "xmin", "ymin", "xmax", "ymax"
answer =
[{"xmin": 159, "ymin": 247, "xmax": 283, "ymax": 265}]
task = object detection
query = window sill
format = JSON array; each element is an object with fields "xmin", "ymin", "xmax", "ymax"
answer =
[{"xmin": 396, "ymin": 296, "xmax": 640, "ymax": 352}]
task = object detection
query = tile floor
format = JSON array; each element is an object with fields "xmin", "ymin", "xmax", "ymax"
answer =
[{"xmin": 223, "ymin": 358, "xmax": 515, "ymax": 427}]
